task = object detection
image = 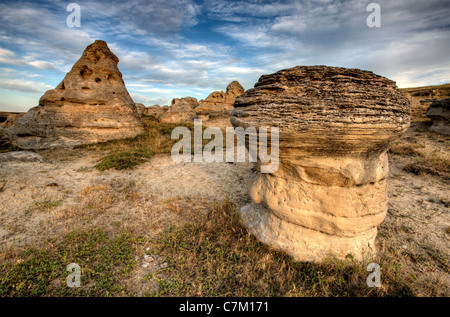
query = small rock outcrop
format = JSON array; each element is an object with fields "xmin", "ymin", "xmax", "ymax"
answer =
[
  {"xmin": 231, "ymin": 66, "xmax": 410, "ymax": 262},
  {"xmin": 144, "ymin": 105, "xmax": 169, "ymax": 119},
  {"xmin": 159, "ymin": 97, "xmax": 198, "ymax": 123},
  {"xmin": 135, "ymin": 103, "xmax": 146, "ymax": 115},
  {"xmin": 0, "ymin": 151, "xmax": 44, "ymax": 163},
  {"xmin": 426, "ymin": 98, "xmax": 450, "ymax": 135},
  {"xmin": 196, "ymin": 81, "xmax": 244, "ymax": 113},
  {"xmin": 6, "ymin": 40, "xmax": 144, "ymax": 149},
  {"xmin": 0, "ymin": 112, "xmax": 25, "ymax": 129},
  {"xmin": 195, "ymin": 81, "xmax": 244, "ymax": 128}
]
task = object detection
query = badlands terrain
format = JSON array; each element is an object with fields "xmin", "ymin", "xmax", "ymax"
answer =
[
  {"xmin": 0, "ymin": 86, "xmax": 448, "ymax": 297},
  {"xmin": 0, "ymin": 40, "xmax": 448, "ymax": 297}
]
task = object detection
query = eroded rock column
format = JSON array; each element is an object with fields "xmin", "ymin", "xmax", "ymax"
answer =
[
  {"xmin": 7, "ymin": 40, "xmax": 144, "ymax": 150},
  {"xmin": 231, "ymin": 66, "xmax": 410, "ymax": 262}
]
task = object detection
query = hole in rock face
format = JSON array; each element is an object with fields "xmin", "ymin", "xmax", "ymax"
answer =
[
  {"xmin": 90, "ymin": 52, "xmax": 101, "ymax": 63},
  {"xmin": 81, "ymin": 86, "xmax": 90, "ymax": 90},
  {"xmin": 80, "ymin": 66, "xmax": 93, "ymax": 79},
  {"xmin": 95, "ymin": 78, "xmax": 102, "ymax": 83},
  {"xmin": 58, "ymin": 81, "xmax": 65, "ymax": 90},
  {"xmin": 107, "ymin": 74, "xmax": 118, "ymax": 83}
]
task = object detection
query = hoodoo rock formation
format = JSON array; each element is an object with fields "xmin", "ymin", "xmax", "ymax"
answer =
[
  {"xmin": 195, "ymin": 81, "xmax": 245, "ymax": 127},
  {"xmin": 426, "ymin": 98, "xmax": 450, "ymax": 135},
  {"xmin": 196, "ymin": 81, "xmax": 244, "ymax": 113},
  {"xmin": 231, "ymin": 66, "xmax": 411, "ymax": 262},
  {"xmin": 159, "ymin": 97, "xmax": 198, "ymax": 123},
  {"xmin": 7, "ymin": 40, "xmax": 144, "ymax": 149},
  {"xmin": 144, "ymin": 105, "xmax": 168, "ymax": 118}
]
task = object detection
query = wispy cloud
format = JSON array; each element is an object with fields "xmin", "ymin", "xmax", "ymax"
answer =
[
  {"xmin": 0, "ymin": 0, "xmax": 449, "ymax": 111},
  {"xmin": 0, "ymin": 78, "xmax": 52, "ymax": 93}
]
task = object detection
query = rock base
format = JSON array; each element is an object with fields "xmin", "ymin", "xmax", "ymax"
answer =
[{"xmin": 239, "ymin": 202, "xmax": 378, "ymax": 262}]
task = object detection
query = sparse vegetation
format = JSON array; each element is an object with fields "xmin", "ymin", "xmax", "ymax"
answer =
[
  {"xmin": 400, "ymin": 83, "xmax": 450, "ymax": 99},
  {"xmin": 387, "ymin": 125, "xmax": 449, "ymax": 180},
  {"xmin": 0, "ymin": 228, "xmax": 144, "ymax": 296},
  {"xmin": 94, "ymin": 149, "xmax": 155, "ymax": 171},
  {"xmin": 32, "ymin": 198, "xmax": 61, "ymax": 212},
  {"xmin": 389, "ymin": 142, "xmax": 424, "ymax": 156},
  {"xmin": 0, "ymin": 201, "xmax": 420, "ymax": 297},
  {"xmin": 404, "ymin": 156, "xmax": 449, "ymax": 179},
  {"xmin": 79, "ymin": 116, "xmax": 208, "ymax": 171}
]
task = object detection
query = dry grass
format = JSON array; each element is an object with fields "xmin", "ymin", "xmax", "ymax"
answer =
[
  {"xmin": 400, "ymin": 83, "xmax": 450, "ymax": 99},
  {"xmin": 141, "ymin": 201, "xmax": 420, "ymax": 297},
  {"xmin": 1, "ymin": 200, "xmax": 424, "ymax": 297},
  {"xmin": 389, "ymin": 142, "xmax": 425, "ymax": 156},
  {"xmin": 388, "ymin": 123, "xmax": 449, "ymax": 180},
  {"xmin": 404, "ymin": 156, "xmax": 449, "ymax": 179}
]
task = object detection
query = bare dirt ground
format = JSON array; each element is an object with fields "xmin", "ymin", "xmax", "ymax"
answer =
[
  {"xmin": 0, "ymin": 121, "xmax": 448, "ymax": 296},
  {"xmin": 0, "ymin": 149, "xmax": 253, "ymax": 248}
]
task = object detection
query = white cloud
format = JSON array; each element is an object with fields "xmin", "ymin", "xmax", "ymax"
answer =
[
  {"xmin": 0, "ymin": 78, "xmax": 52, "ymax": 93},
  {"xmin": 1, "ymin": 0, "xmax": 449, "ymax": 112},
  {"xmin": 211, "ymin": 0, "xmax": 450, "ymax": 87}
]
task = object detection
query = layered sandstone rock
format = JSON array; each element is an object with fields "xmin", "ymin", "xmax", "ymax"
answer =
[
  {"xmin": 196, "ymin": 81, "xmax": 244, "ymax": 113},
  {"xmin": 231, "ymin": 66, "xmax": 410, "ymax": 262},
  {"xmin": 0, "ymin": 112, "xmax": 26, "ymax": 129},
  {"xmin": 144, "ymin": 105, "xmax": 169, "ymax": 120},
  {"xmin": 135, "ymin": 103, "xmax": 146, "ymax": 115},
  {"xmin": 7, "ymin": 40, "xmax": 144, "ymax": 149},
  {"xmin": 426, "ymin": 98, "xmax": 450, "ymax": 135},
  {"xmin": 159, "ymin": 97, "xmax": 198, "ymax": 123},
  {"xmin": 195, "ymin": 81, "xmax": 244, "ymax": 127}
]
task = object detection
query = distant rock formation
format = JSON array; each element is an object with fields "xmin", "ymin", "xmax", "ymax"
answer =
[
  {"xmin": 144, "ymin": 105, "xmax": 169, "ymax": 119},
  {"xmin": 196, "ymin": 81, "xmax": 244, "ymax": 113},
  {"xmin": 159, "ymin": 97, "xmax": 198, "ymax": 123},
  {"xmin": 142, "ymin": 81, "xmax": 244, "ymax": 127},
  {"xmin": 195, "ymin": 81, "xmax": 244, "ymax": 128},
  {"xmin": 426, "ymin": 98, "xmax": 450, "ymax": 135},
  {"xmin": 135, "ymin": 103, "xmax": 146, "ymax": 115},
  {"xmin": 6, "ymin": 40, "xmax": 144, "ymax": 149},
  {"xmin": 0, "ymin": 112, "xmax": 25, "ymax": 129},
  {"xmin": 231, "ymin": 66, "xmax": 410, "ymax": 262}
]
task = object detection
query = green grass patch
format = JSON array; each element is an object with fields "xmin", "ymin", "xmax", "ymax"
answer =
[
  {"xmin": 83, "ymin": 116, "xmax": 210, "ymax": 171},
  {"xmin": 94, "ymin": 149, "xmax": 155, "ymax": 171},
  {"xmin": 32, "ymin": 198, "xmax": 61, "ymax": 212},
  {"xmin": 0, "ymin": 228, "xmax": 145, "ymax": 296}
]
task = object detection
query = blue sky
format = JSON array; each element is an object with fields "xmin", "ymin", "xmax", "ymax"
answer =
[{"xmin": 0, "ymin": 0, "xmax": 449, "ymax": 112}]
